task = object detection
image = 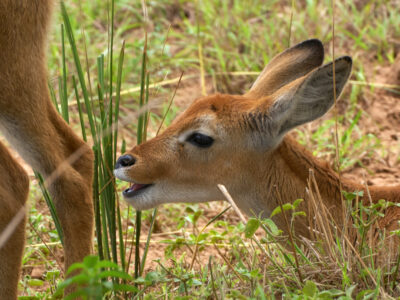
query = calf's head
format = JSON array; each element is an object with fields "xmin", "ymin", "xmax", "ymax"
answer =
[{"xmin": 114, "ymin": 39, "xmax": 352, "ymax": 211}]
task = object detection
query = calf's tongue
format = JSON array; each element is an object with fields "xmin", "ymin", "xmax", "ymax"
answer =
[{"xmin": 130, "ymin": 183, "xmax": 147, "ymax": 192}]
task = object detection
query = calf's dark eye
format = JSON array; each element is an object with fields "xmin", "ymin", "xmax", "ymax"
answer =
[{"xmin": 187, "ymin": 133, "xmax": 214, "ymax": 148}]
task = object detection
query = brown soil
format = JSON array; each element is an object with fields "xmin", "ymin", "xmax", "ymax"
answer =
[{"xmin": 340, "ymin": 61, "xmax": 400, "ymax": 186}]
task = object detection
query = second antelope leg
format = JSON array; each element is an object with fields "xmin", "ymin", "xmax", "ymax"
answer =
[{"xmin": 0, "ymin": 142, "xmax": 29, "ymax": 299}]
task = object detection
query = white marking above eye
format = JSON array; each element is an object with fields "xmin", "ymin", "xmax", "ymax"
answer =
[
  {"xmin": 177, "ymin": 115, "xmax": 216, "ymax": 143},
  {"xmin": 178, "ymin": 128, "xmax": 216, "ymax": 143}
]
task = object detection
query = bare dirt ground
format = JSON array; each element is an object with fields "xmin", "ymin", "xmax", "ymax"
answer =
[{"xmin": 340, "ymin": 60, "xmax": 400, "ymax": 186}]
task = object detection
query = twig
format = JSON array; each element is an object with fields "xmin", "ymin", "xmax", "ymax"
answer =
[
  {"xmin": 287, "ymin": 0, "xmax": 295, "ymax": 47},
  {"xmin": 156, "ymin": 72, "xmax": 184, "ymax": 136},
  {"xmin": 195, "ymin": 2, "xmax": 207, "ymax": 96},
  {"xmin": 217, "ymin": 184, "xmax": 246, "ymax": 223}
]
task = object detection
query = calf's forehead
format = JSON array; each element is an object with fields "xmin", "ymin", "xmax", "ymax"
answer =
[{"xmin": 172, "ymin": 93, "xmax": 262, "ymax": 125}]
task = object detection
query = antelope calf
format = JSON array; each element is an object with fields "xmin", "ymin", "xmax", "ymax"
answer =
[
  {"xmin": 115, "ymin": 39, "xmax": 400, "ymax": 237},
  {"xmin": 0, "ymin": 1, "xmax": 94, "ymax": 298}
]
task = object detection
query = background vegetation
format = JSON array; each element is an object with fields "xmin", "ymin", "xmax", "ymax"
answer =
[{"xmin": 7, "ymin": 0, "xmax": 400, "ymax": 298}]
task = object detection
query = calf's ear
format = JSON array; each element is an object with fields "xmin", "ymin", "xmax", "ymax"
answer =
[
  {"xmin": 246, "ymin": 39, "xmax": 324, "ymax": 98},
  {"xmin": 255, "ymin": 56, "xmax": 352, "ymax": 137}
]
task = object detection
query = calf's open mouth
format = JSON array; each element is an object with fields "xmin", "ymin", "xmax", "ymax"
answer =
[{"xmin": 123, "ymin": 183, "xmax": 153, "ymax": 198}]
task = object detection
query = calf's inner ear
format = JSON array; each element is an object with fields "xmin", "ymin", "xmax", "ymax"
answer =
[{"xmin": 246, "ymin": 56, "xmax": 352, "ymax": 139}]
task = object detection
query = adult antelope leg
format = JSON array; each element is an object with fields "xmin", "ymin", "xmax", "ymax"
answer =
[
  {"xmin": 0, "ymin": 91, "xmax": 95, "ymax": 281},
  {"xmin": 0, "ymin": 143, "xmax": 29, "ymax": 299},
  {"xmin": 0, "ymin": 0, "xmax": 94, "ymax": 297}
]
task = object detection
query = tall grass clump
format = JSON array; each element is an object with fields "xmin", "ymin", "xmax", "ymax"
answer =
[{"xmin": 46, "ymin": 1, "xmax": 152, "ymax": 297}]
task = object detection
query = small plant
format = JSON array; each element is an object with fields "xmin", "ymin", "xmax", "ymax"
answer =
[{"xmin": 54, "ymin": 255, "xmax": 136, "ymax": 299}]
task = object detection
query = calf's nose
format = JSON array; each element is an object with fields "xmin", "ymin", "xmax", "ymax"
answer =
[{"xmin": 115, "ymin": 154, "xmax": 136, "ymax": 169}]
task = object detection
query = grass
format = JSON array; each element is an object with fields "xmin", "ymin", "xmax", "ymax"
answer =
[{"xmin": 15, "ymin": 0, "xmax": 400, "ymax": 298}]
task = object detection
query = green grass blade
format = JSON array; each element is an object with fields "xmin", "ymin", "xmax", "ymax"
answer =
[
  {"xmin": 134, "ymin": 33, "xmax": 148, "ymax": 280},
  {"xmin": 48, "ymin": 81, "xmax": 60, "ymax": 114},
  {"xmin": 143, "ymin": 72, "xmax": 150, "ymax": 141},
  {"xmin": 113, "ymin": 43, "xmax": 127, "ymax": 274},
  {"xmin": 134, "ymin": 210, "xmax": 142, "ymax": 279},
  {"xmin": 61, "ymin": 1, "xmax": 97, "ymax": 140},
  {"xmin": 117, "ymin": 199, "xmax": 126, "ymax": 271},
  {"xmin": 58, "ymin": 76, "xmax": 68, "ymax": 123},
  {"xmin": 113, "ymin": 41, "xmax": 125, "ymax": 162},
  {"xmin": 72, "ymin": 75, "xmax": 87, "ymax": 142},
  {"xmin": 60, "ymin": 23, "xmax": 69, "ymax": 123},
  {"xmin": 92, "ymin": 147, "xmax": 103, "ymax": 260},
  {"xmin": 34, "ymin": 172, "xmax": 64, "ymax": 245},
  {"xmin": 140, "ymin": 208, "xmax": 158, "ymax": 275},
  {"xmin": 108, "ymin": 0, "xmax": 115, "ymax": 149},
  {"xmin": 97, "ymin": 149, "xmax": 111, "ymax": 262}
]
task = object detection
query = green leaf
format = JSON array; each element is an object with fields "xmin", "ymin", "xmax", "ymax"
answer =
[
  {"xmin": 83, "ymin": 255, "xmax": 99, "ymax": 268},
  {"xmin": 196, "ymin": 232, "xmax": 209, "ymax": 243},
  {"xmin": 244, "ymin": 218, "xmax": 260, "ymax": 238},
  {"xmin": 45, "ymin": 270, "xmax": 60, "ymax": 280},
  {"xmin": 356, "ymin": 289, "xmax": 375, "ymax": 300},
  {"xmin": 325, "ymin": 289, "xmax": 344, "ymax": 296},
  {"xmin": 263, "ymin": 219, "xmax": 281, "ymax": 236},
  {"xmin": 302, "ymin": 280, "xmax": 318, "ymax": 297},
  {"xmin": 145, "ymin": 271, "xmax": 162, "ymax": 285},
  {"xmin": 112, "ymin": 284, "xmax": 139, "ymax": 292},
  {"xmin": 63, "ymin": 290, "xmax": 87, "ymax": 300},
  {"xmin": 134, "ymin": 276, "xmax": 146, "ymax": 284},
  {"xmin": 97, "ymin": 260, "xmax": 120, "ymax": 269},
  {"xmin": 293, "ymin": 198, "xmax": 303, "ymax": 209},
  {"xmin": 270, "ymin": 203, "xmax": 293, "ymax": 217},
  {"xmin": 27, "ymin": 279, "xmax": 44, "ymax": 287},
  {"xmin": 65, "ymin": 262, "xmax": 85, "ymax": 275},
  {"xmin": 54, "ymin": 277, "xmax": 73, "ymax": 291},
  {"xmin": 345, "ymin": 284, "xmax": 357, "ymax": 298},
  {"xmin": 191, "ymin": 278, "xmax": 202, "ymax": 286},
  {"xmin": 293, "ymin": 211, "xmax": 307, "ymax": 217},
  {"xmin": 69, "ymin": 273, "xmax": 90, "ymax": 285},
  {"xmin": 97, "ymin": 270, "xmax": 133, "ymax": 280},
  {"xmin": 343, "ymin": 190, "xmax": 364, "ymax": 201}
]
